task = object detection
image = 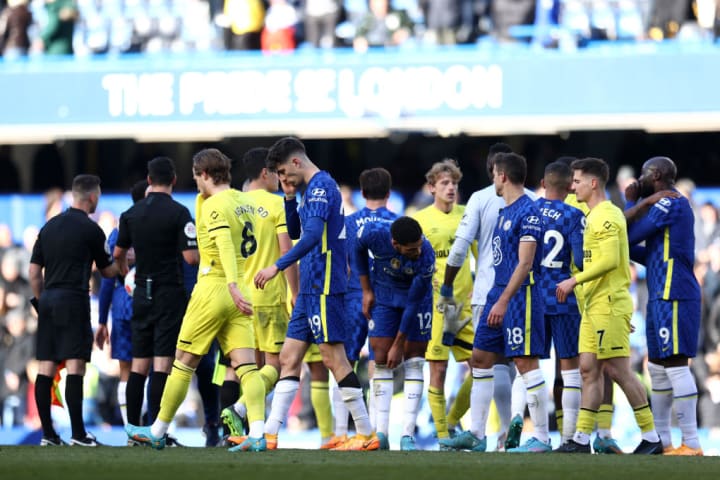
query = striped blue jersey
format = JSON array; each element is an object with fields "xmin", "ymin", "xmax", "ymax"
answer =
[
  {"xmin": 353, "ymin": 221, "xmax": 435, "ymax": 306},
  {"xmin": 492, "ymin": 194, "xmax": 543, "ymax": 287},
  {"xmin": 345, "ymin": 206, "xmax": 398, "ymax": 292},
  {"xmin": 627, "ymin": 192, "xmax": 701, "ymax": 301},
  {"xmin": 298, "ymin": 171, "xmax": 347, "ymax": 295},
  {"xmin": 535, "ymin": 198, "xmax": 585, "ymax": 314}
]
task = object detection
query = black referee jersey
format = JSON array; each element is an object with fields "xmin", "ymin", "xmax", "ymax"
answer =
[
  {"xmin": 30, "ymin": 207, "xmax": 111, "ymax": 292},
  {"xmin": 116, "ymin": 192, "xmax": 197, "ymax": 287}
]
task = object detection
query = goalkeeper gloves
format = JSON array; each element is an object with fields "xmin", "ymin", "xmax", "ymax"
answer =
[
  {"xmin": 442, "ymin": 302, "xmax": 472, "ymax": 346},
  {"xmin": 436, "ymin": 284, "xmax": 456, "ymax": 313}
]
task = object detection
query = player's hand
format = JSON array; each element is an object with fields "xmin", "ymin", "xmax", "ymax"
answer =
[
  {"xmin": 387, "ymin": 343, "xmax": 404, "ymax": 369},
  {"xmin": 126, "ymin": 247, "xmax": 136, "ymax": 266},
  {"xmin": 254, "ymin": 265, "xmax": 279, "ymax": 289},
  {"xmin": 442, "ymin": 302, "xmax": 471, "ymax": 346},
  {"xmin": 624, "ymin": 181, "xmax": 640, "ymax": 203},
  {"xmin": 280, "ymin": 178, "xmax": 296, "ymax": 198},
  {"xmin": 556, "ymin": 277, "xmax": 578, "ymax": 303},
  {"xmin": 643, "ymin": 189, "xmax": 681, "ymax": 207},
  {"xmin": 228, "ymin": 282, "xmax": 253, "ymax": 315},
  {"xmin": 362, "ymin": 290, "xmax": 375, "ymax": 320},
  {"xmin": 94, "ymin": 324, "xmax": 109, "ymax": 349},
  {"xmin": 436, "ymin": 284, "xmax": 456, "ymax": 313},
  {"xmin": 487, "ymin": 299, "xmax": 507, "ymax": 328}
]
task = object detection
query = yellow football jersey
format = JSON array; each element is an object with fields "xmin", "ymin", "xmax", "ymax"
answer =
[
  {"xmin": 575, "ymin": 200, "xmax": 632, "ymax": 313},
  {"xmin": 195, "ymin": 189, "xmax": 257, "ymax": 285},
  {"xmin": 412, "ymin": 204, "xmax": 473, "ymax": 306},
  {"xmin": 243, "ymin": 189, "xmax": 289, "ymax": 306}
]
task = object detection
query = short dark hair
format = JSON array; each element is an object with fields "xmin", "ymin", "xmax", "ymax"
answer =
[
  {"xmin": 242, "ymin": 147, "xmax": 270, "ymax": 182},
  {"xmin": 267, "ymin": 137, "xmax": 306, "ymax": 171},
  {"xmin": 131, "ymin": 179, "xmax": 148, "ymax": 204},
  {"xmin": 487, "ymin": 142, "xmax": 513, "ymax": 178},
  {"xmin": 193, "ymin": 148, "xmax": 232, "ymax": 185},
  {"xmin": 391, "ymin": 216, "xmax": 423, "ymax": 245},
  {"xmin": 359, "ymin": 168, "xmax": 392, "ymax": 200},
  {"xmin": 571, "ymin": 157, "xmax": 609, "ymax": 185},
  {"xmin": 72, "ymin": 174, "xmax": 101, "ymax": 196},
  {"xmin": 147, "ymin": 157, "xmax": 176, "ymax": 186},
  {"xmin": 543, "ymin": 161, "xmax": 573, "ymax": 190},
  {"xmin": 494, "ymin": 152, "xmax": 526, "ymax": 185}
]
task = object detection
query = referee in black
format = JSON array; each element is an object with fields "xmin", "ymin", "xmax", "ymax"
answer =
[
  {"xmin": 29, "ymin": 174, "xmax": 120, "ymax": 446},
  {"xmin": 114, "ymin": 157, "xmax": 199, "ymax": 435}
]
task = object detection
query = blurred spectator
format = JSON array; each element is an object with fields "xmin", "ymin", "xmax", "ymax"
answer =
[
  {"xmin": 222, "ymin": 0, "xmax": 265, "ymax": 50},
  {"xmin": 648, "ymin": 0, "xmax": 690, "ymax": 40},
  {"xmin": 262, "ymin": 0, "xmax": 299, "ymax": 52},
  {"xmin": 697, "ymin": 201, "xmax": 720, "ymax": 257},
  {"xmin": 36, "ymin": 0, "xmax": 78, "ymax": 55},
  {"xmin": 0, "ymin": 0, "xmax": 32, "ymax": 59},
  {"xmin": 0, "ymin": 309, "xmax": 35, "ymax": 428},
  {"xmin": 420, "ymin": 0, "xmax": 461, "ymax": 45},
  {"xmin": 0, "ymin": 248, "xmax": 32, "ymax": 318},
  {"xmin": 303, "ymin": 0, "xmax": 343, "ymax": 48},
  {"xmin": 608, "ymin": 164, "xmax": 635, "ymax": 209},
  {"xmin": 491, "ymin": 0, "xmax": 536, "ymax": 41},
  {"xmin": 353, "ymin": 0, "xmax": 414, "ymax": 52}
]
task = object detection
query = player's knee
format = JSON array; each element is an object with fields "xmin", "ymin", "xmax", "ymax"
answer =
[
  {"xmin": 404, "ymin": 357, "xmax": 424, "ymax": 378},
  {"xmin": 234, "ymin": 362, "xmax": 259, "ymax": 380}
]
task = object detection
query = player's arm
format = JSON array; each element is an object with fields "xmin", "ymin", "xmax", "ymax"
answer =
[
  {"xmin": 284, "ymin": 196, "xmax": 301, "ymax": 240},
  {"xmin": 256, "ymin": 216, "xmax": 323, "ymax": 289},
  {"xmin": 114, "ymin": 215, "xmax": 132, "ymax": 276},
  {"xmin": 570, "ymin": 215, "xmax": 585, "ymax": 272},
  {"xmin": 28, "ymin": 262, "xmax": 44, "ymax": 301},
  {"xmin": 624, "ymin": 186, "xmax": 681, "ymax": 224},
  {"xmin": 96, "ymin": 276, "xmax": 114, "ymax": 348},
  {"xmin": 558, "ymin": 225, "xmax": 620, "ymax": 302},
  {"xmin": 353, "ymin": 226, "xmax": 374, "ymax": 319},
  {"xmin": 399, "ymin": 267, "xmax": 434, "ymax": 335},
  {"xmin": 487, "ymin": 239, "xmax": 536, "ymax": 327}
]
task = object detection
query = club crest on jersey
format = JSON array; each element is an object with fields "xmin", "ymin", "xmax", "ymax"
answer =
[
  {"xmin": 492, "ymin": 236, "xmax": 502, "ymax": 265},
  {"xmin": 390, "ymin": 258, "xmax": 401, "ymax": 270},
  {"xmin": 184, "ymin": 222, "xmax": 197, "ymax": 239}
]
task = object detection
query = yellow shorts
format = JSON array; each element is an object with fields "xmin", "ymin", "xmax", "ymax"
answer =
[
  {"xmin": 303, "ymin": 343, "xmax": 322, "ymax": 363},
  {"xmin": 252, "ymin": 304, "xmax": 289, "ymax": 354},
  {"xmin": 425, "ymin": 300, "xmax": 473, "ymax": 362},
  {"xmin": 578, "ymin": 305, "xmax": 631, "ymax": 360},
  {"xmin": 177, "ymin": 280, "xmax": 255, "ymax": 356}
]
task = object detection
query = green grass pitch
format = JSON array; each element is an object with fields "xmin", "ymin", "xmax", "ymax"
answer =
[{"xmin": 1, "ymin": 448, "xmax": 719, "ymax": 480}]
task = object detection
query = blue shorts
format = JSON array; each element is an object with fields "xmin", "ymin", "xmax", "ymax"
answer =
[
  {"xmin": 543, "ymin": 313, "xmax": 580, "ymax": 359},
  {"xmin": 368, "ymin": 299, "xmax": 432, "ymax": 343},
  {"xmin": 110, "ymin": 315, "xmax": 133, "ymax": 362},
  {"xmin": 474, "ymin": 285, "xmax": 545, "ymax": 358},
  {"xmin": 286, "ymin": 293, "xmax": 346, "ymax": 345},
  {"xmin": 344, "ymin": 290, "xmax": 368, "ymax": 363},
  {"xmin": 646, "ymin": 299, "xmax": 700, "ymax": 360}
]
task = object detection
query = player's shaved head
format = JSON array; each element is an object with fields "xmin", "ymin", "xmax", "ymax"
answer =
[
  {"xmin": 543, "ymin": 161, "xmax": 573, "ymax": 192},
  {"xmin": 644, "ymin": 156, "xmax": 677, "ymax": 183}
]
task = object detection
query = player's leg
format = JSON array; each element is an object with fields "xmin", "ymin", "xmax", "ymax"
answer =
[
  {"xmin": 196, "ymin": 342, "xmax": 221, "ymax": 446},
  {"xmin": 368, "ymin": 302, "xmax": 397, "ymax": 448},
  {"xmin": 652, "ymin": 299, "xmax": 702, "ymax": 454},
  {"xmin": 554, "ymin": 312, "xmax": 582, "ymax": 445},
  {"xmin": 307, "ymin": 359, "xmax": 334, "ymax": 446},
  {"xmin": 598, "ymin": 306, "xmax": 660, "ymax": 450},
  {"xmin": 126, "ymin": 291, "xmax": 154, "ymax": 427},
  {"xmin": 110, "ymin": 314, "xmax": 133, "ymax": 427},
  {"xmin": 401, "ymin": 341, "xmax": 428, "ymax": 450}
]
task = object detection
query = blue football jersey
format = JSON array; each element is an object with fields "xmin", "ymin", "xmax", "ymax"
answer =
[
  {"xmin": 297, "ymin": 171, "xmax": 347, "ymax": 295},
  {"xmin": 353, "ymin": 221, "xmax": 435, "ymax": 307},
  {"xmin": 345, "ymin": 206, "xmax": 398, "ymax": 292},
  {"xmin": 535, "ymin": 198, "xmax": 585, "ymax": 314},
  {"xmin": 627, "ymin": 192, "xmax": 701, "ymax": 301},
  {"xmin": 492, "ymin": 195, "xmax": 543, "ymax": 287}
]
